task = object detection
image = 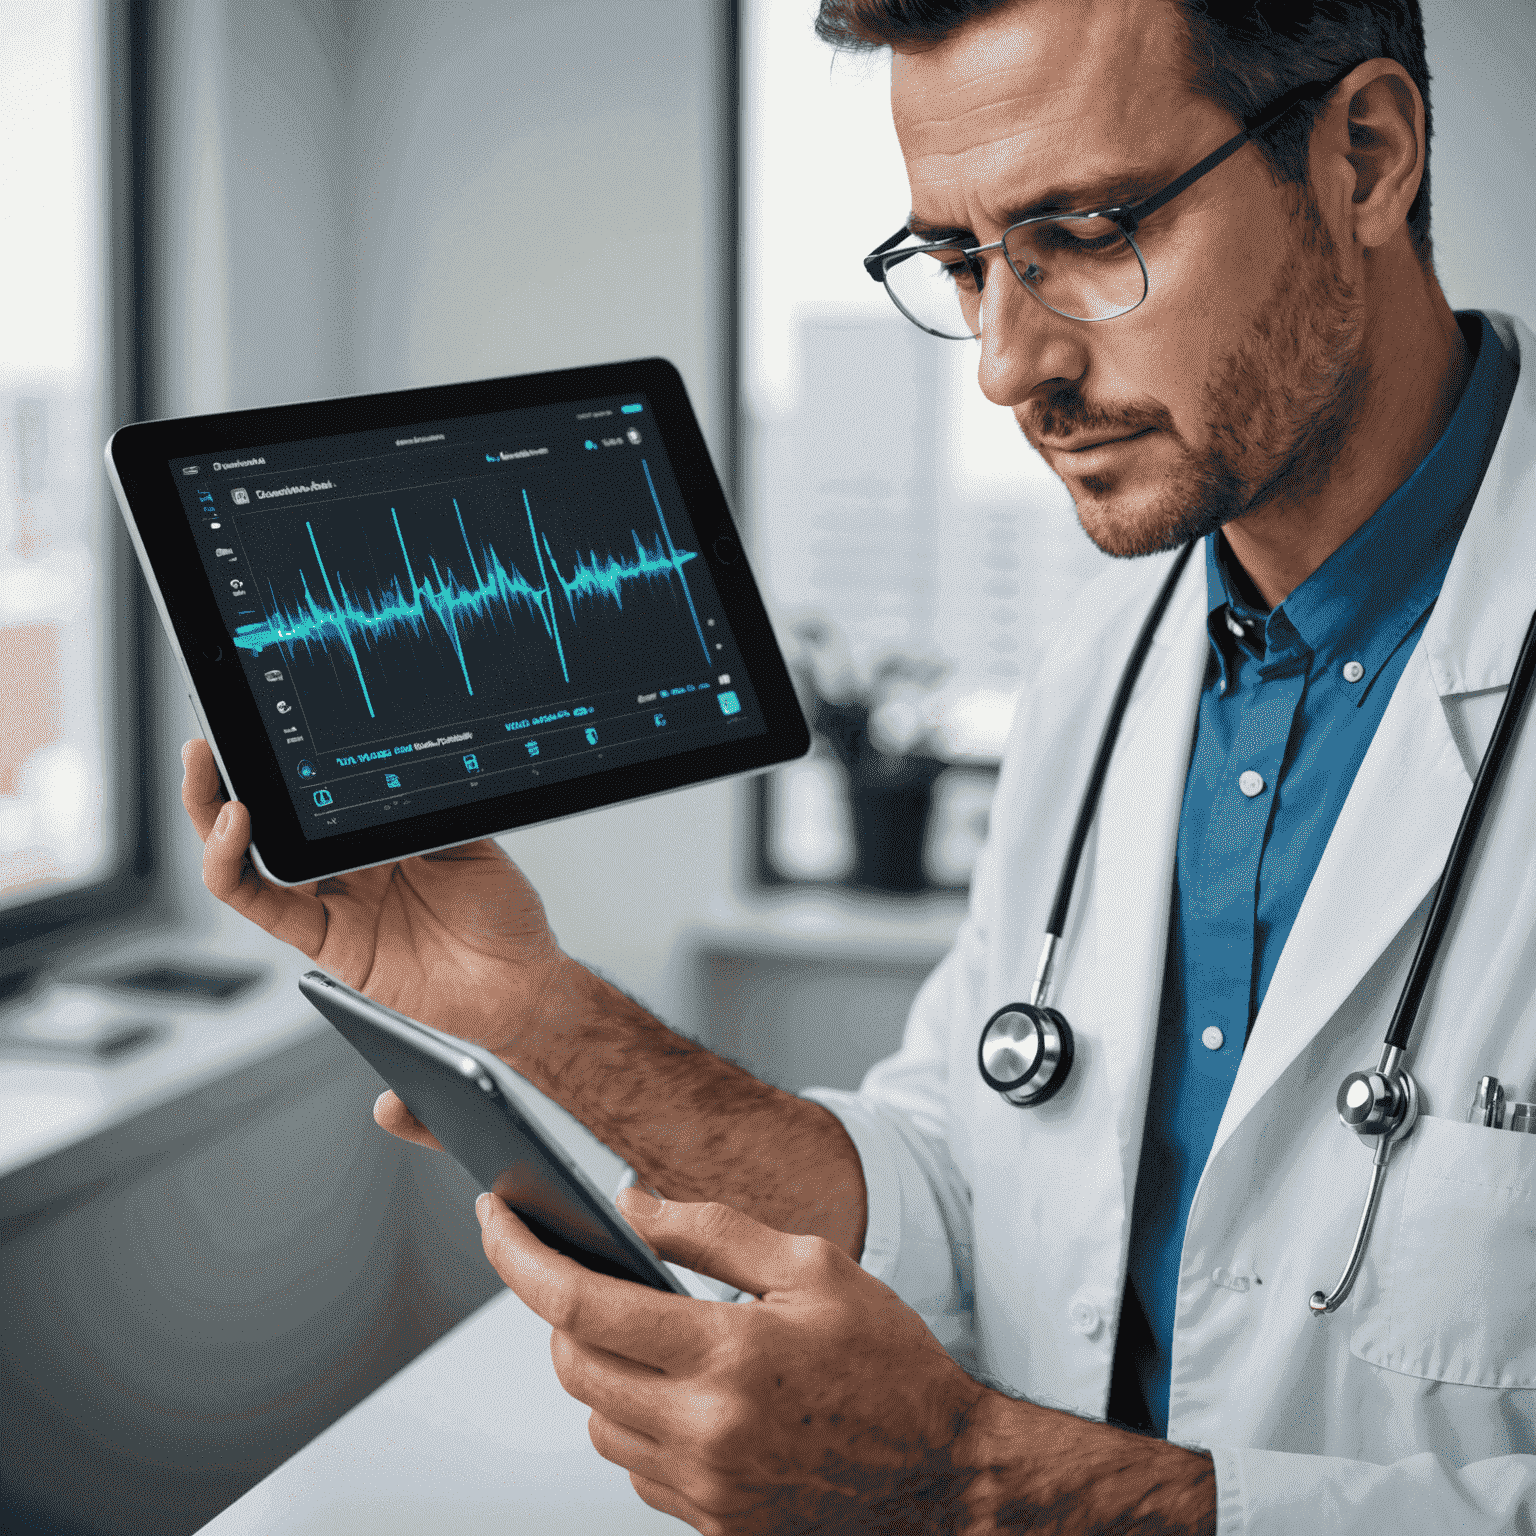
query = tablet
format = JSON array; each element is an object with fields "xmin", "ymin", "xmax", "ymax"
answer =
[
  {"xmin": 107, "ymin": 359, "xmax": 808, "ymax": 885},
  {"xmin": 298, "ymin": 970, "xmax": 688, "ymax": 1296}
]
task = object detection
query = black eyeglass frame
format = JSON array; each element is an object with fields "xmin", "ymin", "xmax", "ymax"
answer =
[{"xmin": 863, "ymin": 64, "xmax": 1360, "ymax": 336}]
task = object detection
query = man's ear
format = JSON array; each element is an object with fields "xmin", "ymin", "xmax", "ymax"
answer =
[{"xmin": 1315, "ymin": 58, "xmax": 1426, "ymax": 253}]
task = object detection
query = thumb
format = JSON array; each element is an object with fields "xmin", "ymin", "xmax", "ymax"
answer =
[{"xmin": 617, "ymin": 1189, "xmax": 824, "ymax": 1297}]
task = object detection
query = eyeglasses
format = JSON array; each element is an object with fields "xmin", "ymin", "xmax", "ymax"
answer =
[{"xmin": 864, "ymin": 66, "xmax": 1357, "ymax": 338}]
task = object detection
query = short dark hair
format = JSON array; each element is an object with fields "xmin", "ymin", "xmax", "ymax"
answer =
[{"xmin": 814, "ymin": 0, "xmax": 1433, "ymax": 261}]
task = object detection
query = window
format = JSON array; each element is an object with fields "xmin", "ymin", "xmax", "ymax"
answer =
[
  {"xmin": 0, "ymin": 0, "xmax": 151, "ymax": 976},
  {"xmin": 740, "ymin": 1, "xmax": 1109, "ymax": 890}
]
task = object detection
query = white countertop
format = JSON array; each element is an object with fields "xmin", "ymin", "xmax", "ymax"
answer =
[
  {"xmin": 196, "ymin": 1286, "xmax": 687, "ymax": 1534},
  {"xmin": 0, "ymin": 922, "xmax": 315, "ymax": 1190}
]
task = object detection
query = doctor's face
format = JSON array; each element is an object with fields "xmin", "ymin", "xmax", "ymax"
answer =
[{"xmin": 890, "ymin": 0, "xmax": 1367, "ymax": 558}]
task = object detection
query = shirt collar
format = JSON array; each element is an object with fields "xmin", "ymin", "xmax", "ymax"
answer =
[{"xmin": 1205, "ymin": 310, "xmax": 1519, "ymax": 696}]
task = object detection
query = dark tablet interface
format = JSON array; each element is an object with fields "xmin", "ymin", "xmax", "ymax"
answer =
[{"xmin": 169, "ymin": 393, "xmax": 764, "ymax": 841}]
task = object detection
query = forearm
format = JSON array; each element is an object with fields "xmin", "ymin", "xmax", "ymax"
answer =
[
  {"xmin": 501, "ymin": 954, "xmax": 869, "ymax": 1258},
  {"xmin": 955, "ymin": 1390, "xmax": 1216, "ymax": 1536}
]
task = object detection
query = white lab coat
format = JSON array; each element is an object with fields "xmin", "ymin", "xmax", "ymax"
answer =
[{"xmin": 807, "ymin": 310, "xmax": 1536, "ymax": 1534}]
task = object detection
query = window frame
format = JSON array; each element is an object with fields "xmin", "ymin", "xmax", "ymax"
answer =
[{"xmin": 0, "ymin": 0, "xmax": 165, "ymax": 995}]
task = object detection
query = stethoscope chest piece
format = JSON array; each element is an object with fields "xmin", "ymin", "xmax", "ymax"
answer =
[
  {"xmin": 978, "ymin": 1002, "xmax": 1074, "ymax": 1106},
  {"xmin": 1336, "ymin": 1062, "xmax": 1419, "ymax": 1143}
]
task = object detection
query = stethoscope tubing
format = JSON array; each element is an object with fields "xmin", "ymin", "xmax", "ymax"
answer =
[
  {"xmin": 1044, "ymin": 541, "xmax": 1198, "ymax": 943},
  {"xmin": 979, "ymin": 536, "xmax": 1536, "ymax": 1318},
  {"xmin": 1381, "ymin": 604, "xmax": 1536, "ymax": 1054},
  {"xmin": 1310, "ymin": 601, "xmax": 1536, "ymax": 1313}
]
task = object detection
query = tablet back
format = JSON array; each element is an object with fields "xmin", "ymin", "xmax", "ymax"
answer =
[{"xmin": 298, "ymin": 971, "xmax": 685, "ymax": 1294}]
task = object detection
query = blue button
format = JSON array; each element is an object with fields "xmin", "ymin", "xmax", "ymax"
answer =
[
  {"xmin": 717, "ymin": 690, "xmax": 740, "ymax": 716},
  {"xmin": 463, "ymin": 754, "xmax": 479, "ymax": 772},
  {"xmin": 297, "ymin": 759, "xmax": 317, "ymax": 779},
  {"xmin": 621, "ymin": 403, "xmax": 643, "ymax": 414},
  {"xmin": 313, "ymin": 789, "xmax": 333, "ymax": 807},
  {"xmin": 585, "ymin": 727, "xmax": 599, "ymax": 745}
]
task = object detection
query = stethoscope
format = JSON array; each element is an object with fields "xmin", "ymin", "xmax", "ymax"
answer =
[{"xmin": 976, "ymin": 540, "xmax": 1536, "ymax": 1315}]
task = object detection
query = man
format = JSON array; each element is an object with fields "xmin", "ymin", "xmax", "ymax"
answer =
[{"xmin": 183, "ymin": 0, "xmax": 1536, "ymax": 1529}]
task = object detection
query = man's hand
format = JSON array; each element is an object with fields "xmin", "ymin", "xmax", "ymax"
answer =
[
  {"xmin": 181, "ymin": 737, "xmax": 566, "ymax": 1058},
  {"xmin": 181, "ymin": 737, "xmax": 870, "ymax": 1255},
  {"xmin": 482, "ymin": 1190, "xmax": 1218, "ymax": 1535},
  {"xmin": 478, "ymin": 1185, "xmax": 987, "ymax": 1534}
]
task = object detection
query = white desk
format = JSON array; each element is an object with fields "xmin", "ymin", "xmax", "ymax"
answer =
[{"xmin": 197, "ymin": 1287, "xmax": 686, "ymax": 1534}]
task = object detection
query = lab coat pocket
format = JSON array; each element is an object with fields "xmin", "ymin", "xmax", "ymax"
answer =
[{"xmin": 1348, "ymin": 1114, "xmax": 1536, "ymax": 1388}]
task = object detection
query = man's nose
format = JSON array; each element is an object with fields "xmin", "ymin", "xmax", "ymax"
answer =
[{"xmin": 974, "ymin": 260, "xmax": 1087, "ymax": 410}]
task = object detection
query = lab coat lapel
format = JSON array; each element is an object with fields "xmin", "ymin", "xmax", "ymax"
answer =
[
  {"xmin": 1210, "ymin": 309, "xmax": 1536, "ymax": 1155},
  {"xmin": 1210, "ymin": 651, "xmax": 1471, "ymax": 1155},
  {"xmin": 1088, "ymin": 567, "xmax": 1208, "ymax": 1165}
]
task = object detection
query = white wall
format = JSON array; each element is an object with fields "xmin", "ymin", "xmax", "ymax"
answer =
[
  {"xmin": 152, "ymin": 0, "xmax": 735, "ymax": 1009},
  {"xmin": 1421, "ymin": 0, "xmax": 1536, "ymax": 316}
]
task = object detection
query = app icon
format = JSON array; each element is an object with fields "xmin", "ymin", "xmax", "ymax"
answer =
[
  {"xmin": 313, "ymin": 788, "xmax": 334, "ymax": 807},
  {"xmin": 653, "ymin": 713, "xmax": 667, "ymax": 728},
  {"xmin": 275, "ymin": 700, "xmax": 291, "ymax": 714},
  {"xmin": 718, "ymin": 673, "xmax": 730, "ymax": 685},
  {"xmin": 264, "ymin": 669, "xmax": 283, "ymax": 682},
  {"xmin": 626, "ymin": 428, "xmax": 641, "ymax": 445},
  {"xmin": 231, "ymin": 487, "xmax": 250, "ymax": 505},
  {"xmin": 584, "ymin": 727, "xmax": 599, "ymax": 746},
  {"xmin": 584, "ymin": 439, "xmax": 598, "ymax": 450},
  {"xmin": 384, "ymin": 772, "xmax": 401, "ymax": 789},
  {"xmin": 463, "ymin": 753, "xmax": 479, "ymax": 772},
  {"xmin": 717, "ymin": 690, "xmax": 741, "ymax": 716},
  {"xmin": 297, "ymin": 759, "xmax": 317, "ymax": 779}
]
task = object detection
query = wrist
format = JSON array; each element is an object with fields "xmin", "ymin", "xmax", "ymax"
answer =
[
  {"xmin": 490, "ymin": 950, "xmax": 649, "ymax": 1084},
  {"xmin": 949, "ymin": 1388, "xmax": 1217, "ymax": 1536},
  {"xmin": 949, "ymin": 1386, "xmax": 1038, "ymax": 1535},
  {"xmin": 472, "ymin": 946, "xmax": 580, "ymax": 1066}
]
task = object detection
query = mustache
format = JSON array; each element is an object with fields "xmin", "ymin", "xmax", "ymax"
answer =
[{"xmin": 1020, "ymin": 387, "xmax": 1176, "ymax": 446}]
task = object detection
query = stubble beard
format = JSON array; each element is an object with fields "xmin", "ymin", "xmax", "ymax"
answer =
[{"xmin": 1026, "ymin": 191, "xmax": 1372, "ymax": 561}]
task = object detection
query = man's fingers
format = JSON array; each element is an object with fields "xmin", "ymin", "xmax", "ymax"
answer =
[
  {"xmin": 618, "ymin": 1188, "xmax": 829, "ymax": 1298},
  {"xmin": 373, "ymin": 1090, "xmax": 445, "ymax": 1152},
  {"xmin": 198, "ymin": 797, "xmax": 328, "ymax": 954},
  {"xmin": 475, "ymin": 1192, "xmax": 696, "ymax": 1369},
  {"xmin": 550, "ymin": 1330, "xmax": 667, "ymax": 1431},
  {"xmin": 181, "ymin": 738, "xmax": 227, "ymax": 839}
]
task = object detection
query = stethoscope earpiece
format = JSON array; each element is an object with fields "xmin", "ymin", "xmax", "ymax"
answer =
[{"xmin": 978, "ymin": 1002, "xmax": 1074, "ymax": 1106}]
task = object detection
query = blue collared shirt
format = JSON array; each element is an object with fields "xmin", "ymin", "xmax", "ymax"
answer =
[{"xmin": 1120, "ymin": 311, "xmax": 1520, "ymax": 1435}]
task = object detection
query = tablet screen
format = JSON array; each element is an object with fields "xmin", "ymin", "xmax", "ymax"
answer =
[{"xmin": 168, "ymin": 392, "xmax": 764, "ymax": 841}]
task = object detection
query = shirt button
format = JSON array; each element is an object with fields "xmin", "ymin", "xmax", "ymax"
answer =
[
  {"xmin": 1068, "ymin": 1299, "xmax": 1102, "ymax": 1337},
  {"xmin": 1238, "ymin": 769, "xmax": 1265, "ymax": 797},
  {"xmin": 1202, "ymin": 1025, "xmax": 1225, "ymax": 1051},
  {"xmin": 1342, "ymin": 660, "xmax": 1365, "ymax": 683},
  {"xmin": 1225, "ymin": 613, "xmax": 1245, "ymax": 637}
]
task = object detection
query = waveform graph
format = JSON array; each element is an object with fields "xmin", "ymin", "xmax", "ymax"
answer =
[{"xmin": 229, "ymin": 461, "xmax": 718, "ymax": 750}]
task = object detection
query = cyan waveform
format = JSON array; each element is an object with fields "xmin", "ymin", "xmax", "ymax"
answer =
[{"xmin": 231, "ymin": 465, "xmax": 710, "ymax": 718}]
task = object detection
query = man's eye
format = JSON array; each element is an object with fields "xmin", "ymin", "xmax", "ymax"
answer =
[
  {"xmin": 924, "ymin": 253, "xmax": 977, "ymax": 289},
  {"xmin": 1030, "ymin": 220, "xmax": 1128, "ymax": 255}
]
